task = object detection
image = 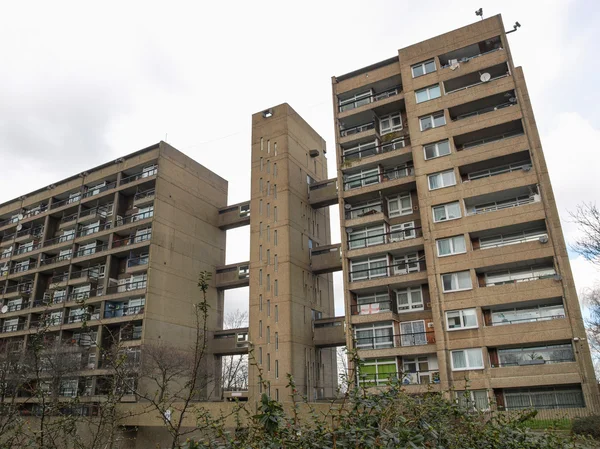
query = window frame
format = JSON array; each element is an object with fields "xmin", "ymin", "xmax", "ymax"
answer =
[
  {"xmin": 441, "ymin": 271, "xmax": 472, "ymax": 293},
  {"xmin": 411, "ymin": 59, "xmax": 437, "ymax": 78},
  {"xmin": 419, "ymin": 111, "xmax": 446, "ymax": 131},
  {"xmin": 386, "ymin": 192, "xmax": 412, "ymax": 218},
  {"xmin": 428, "ymin": 169, "xmax": 456, "ymax": 190},
  {"xmin": 436, "ymin": 235, "xmax": 467, "ymax": 257},
  {"xmin": 446, "ymin": 308, "xmax": 478, "ymax": 331},
  {"xmin": 379, "ymin": 112, "xmax": 403, "ymax": 135},
  {"xmin": 450, "ymin": 348, "xmax": 484, "ymax": 371},
  {"xmin": 432, "ymin": 201, "xmax": 461, "ymax": 223},
  {"xmin": 424, "ymin": 139, "xmax": 451, "ymax": 160},
  {"xmin": 415, "ymin": 84, "xmax": 442, "ymax": 104},
  {"xmin": 395, "ymin": 286, "xmax": 424, "ymax": 312}
]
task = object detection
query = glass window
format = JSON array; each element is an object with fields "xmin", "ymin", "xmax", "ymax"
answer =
[
  {"xmin": 390, "ymin": 221, "xmax": 416, "ymax": 242},
  {"xmin": 350, "ymin": 256, "xmax": 388, "ymax": 282},
  {"xmin": 479, "ymin": 228, "xmax": 548, "ymax": 250},
  {"xmin": 456, "ymin": 390, "xmax": 489, "ymax": 411},
  {"xmin": 497, "ymin": 344, "xmax": 574, "ymax": 367},
  {"xmin": 400, "ymin": 320, "xmax": 427, "ymax": 346},
  {"xmin": 412, "ymin": 59, "xmax": 436, "ymax": 78},
  {"xmin": 356, "ymin": 291, "xmax": 390, "ymax": 315},
  {"xmin": 348, "ymin": 224, "xmax": 385, "ymax": 249},
  {"xmin": 436, "ymin": 235, "xmax": 466, "ymax": 256},
  {"xmin": 343, "ymin": 140, "xmax": 378, "ymax": 161},
  {"xmin": 379, "ymin": 113, "xmax": 402, "ymax": 135},
  {"xmin": 393, "ymin": 253, "xmax": 420, "ymax": 275},
  {"xmin": 359, "ymin": 358, "xmax": 397, "ymax": 385},
  {"xmin": 415, "ymin": 85, "xmax": 441, "ymax": 103},
  {"xmin": 396, "ymin": 286, "xmax": 424, "ymax": 312},
  {"xmin": 451, "ymin": 348, "xmax": 484, "ymax": 370},
  {"xmin": 441, "ymin": 271, "xmax": 472, "ymax": 292},
  {"xmin": 387, "ymin": 193, "xmax": 412, "ymax": 217},
  {"xmin": 428, "ymin": 170, "xmax": 456, "ymax": 190},
  {"xmin": 355, "ymin": 322, "xmax": 394, "ymax": 350},
  {"xmin": 424, "ymin": 140, "xmax": 451, "ymax": 160},
  {"xmin": 446, "ymin": 309, "xmax": 478, "ymax": 330},
  {"xmin": 432, "ymin": 202, "xmax": 461, "ymax": 222},
  {"xmin": 420, "ymin": 112, "xmax": 446, "ymax": 131},
  {"xmin": 503, "ymin": 386, "xmax": 585, "ymax": 410},
  {"xmin": 338, "ymin": 90, "xmax": 372, "ymax": 112},
  {"xmin": 344, "ymin": 168, "xmax": 380, "ymax": 190}
]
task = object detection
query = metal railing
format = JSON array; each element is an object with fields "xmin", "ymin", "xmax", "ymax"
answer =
[
  {"xmin": 340, "ymin": 121, "xmax": 375, "ymax": 138},
  {"xmin": 105, "ymin": 280, "xmax": 147, "ymax": 295},
  {"xmin": 70, "ymin": 268, "xmax": 102, "ymax": 282},
  {"xmin": 15, "ymin": 243, "xmax": 42, "ymax": 255},
  {"xmin": 0, "ymin": 217, "xmax": 19, "ymax": 228},
  {"xmin": 491, "ymin": 358, "xmax": 575, "ymax": 368},
  {"xmin": 342, "ymin": 138, "xmax": 409, "ymax": 162},
  {"xmin": 348, "ymin": 227, "xmax": 421, "ymax": 250},
  {"xmin": 15, "ymin": 227, "xmax": 43, "ymax": 240},
  {"xmin": 127, "ymin": 256, "xmax": 148, "ymax": 268},
  {"xmin": 445, "ymin": 72, "xmax": 510, "ymax": 95},
  {"xmin": 120, "ymin": 166, "xmax": 158, "ymax": 185},
  {"xmin": 116, "ymin": 211, "xmax": 153, "ymax": 226},
  {"xmin": 3, "ymin": 283, "xmax": 33, "ymax": 295},
  {"xmin": 134, "ymin": 189, "xmax": 155, "ymax": 202},
  {"xmin": 50, "ymin": 272, "xmax": 69, "ymax": 284},
  {"xmin": 82, "ymin": 181, "xmax": 117, "ymax": 199},
  {"xmin": 112, "ymin": 231, "xmax": 152, "ymax": 247},
  {"xmin": 489, "ymin": 314, "xmax": 565, "ymax": 326},
  {"xmin": 485, "ymin": 273, "xmax": 556, "ymax": 287},
  {"xmin": 104, "ymin": 304, "xmax": 145, "ymax": 318},
  {"xmin": 1, "ymin": 233, "xmax": 15, "ymax": 242},
  {"xmin": 457, "ymin": 129, "xmax": 524, "ymax": 150},
  {"xmin": 43, "ymin": 233, "xmax": 75, "ymax": 247},
  {"xmin": 344, "ymin": 166, "xmax": 414, "ymax": 191},
  {"xmin": 1, "ymin": 323, "xmax": 26, "ymax": 333},
  {"xmin": 355, "ymin": 331, "xmax": 435, "ymax": 350},
  {"xmin": 454, "ymin": 101, "xmax": 516, "ymax": 121},
  {"xmin": 76, "ymin": 222, "xmax": 111, "ymax": 237},
  {"xmin": 345, "ymin": 202, "xmax": 384, "ymax": 220},
  {"xmin": 50, "ymin": 195, "xmax": 81, "ymax": 210},
  {"xmin": 60, "ymin": 212, "xmax": 79, "ymax": 224},
  {"xmin": 357, "ymin": 370, "xmax": 440, "ymax": 386},
  {"xmin": 338, "ymin": 86, "xmax": 402, "ymax": 112},
  {"xmin": 351, "ymin": 300, "xmax": 395, "ymax": 315},
  {"xmin": 468, "ymin": 195, "xmax": 539, "ymax": 216},
  {"xmin": 40, "ymin": 253, "xmax": 71, "ymax": 266},
  {"xmin": 9, "ymin": 262, "xmax": 36, "ymax": 274},
  {"xmin": 79, "ymin": 206, "xmax": 111, "ymax": 220},
  {"xmin": 441, "ymin": 47, "xmax": 503, "ymax": 68},
  {"xmin": 5, "ymin": 302, "xmax": 29, "ymax": 312},
  {"xmin": 0, "ymin": 250, "xmax": 11, "ymax": 260},
  {"xmin": 73, "ymin": 242, "xmax": 109, "ymax": 258},
  {"xmin": 349, "ymin": 259, "xmax": 426, "ymax": 282},
  {"xmin": 66, "ymin": 288, "xmax": 103, "ymax": 303},
  {"xmin": 22, "ymin": 205, "xmax": 47, "ymax": 220}
]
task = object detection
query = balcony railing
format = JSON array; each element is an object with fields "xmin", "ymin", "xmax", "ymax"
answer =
[
  {"xmin": 50, "ymin": 273, "xmax": 69, "ymax": 284},
  {"xmin": 1, "ymin": 323, "xmax": 26, "ymax": 333},
  {"xmin": 60, "ymin": 213, "xmax": 79, "ymax": 224},
  {"xmin": 491, "ymin": 357, "xmax": 575, "ymax": 368},
  {"xmin": 22, "ymin": 205, "xmax": 47, "ymax": 220},
  {"xmin": 355, "ymin": 331, "xmax": 435, "ymax": 350},
  {"xmin": 0, "ymin": 250, "xmax": 11, "ymax": 260},
  {"xmin": 116, "ymin": 211, "xmax": 154, "ymax": 226},
  {"xmin": 105, "ymin": 280, "xmax": 147, "ymax": 295},
  {"xmin": 76, "ymin": 222, "xmax": 111, "ymax": 238},
  {"xmin": 338, "ymin": 86, "xmax": 402, "ymax": 112},
  {"xmin": 66, "ymin": 288, "xmax": 103, "ymax": 303},
  {"xmin": 467, "ymin": 194, "xmax": 540, "ymax": 216},
  {"xmin": 15, "ymin": 243, "xmax": 42, "ymax": 255},
  {"xmin": 50, "ymin": 195, "xmax": 81, "ymax": 210},
  {"xmin": 344, "ymin": 166, "xmax": 414, "ymax": 191},
  {"xmin": 457, "ymin": 129, "xmax": 524, "ymax": 150},
  {"xmin": 345, "ymin": 201, "xmax": 384, "ymax": 220},
  {"xmin": 340, "ymin": 121, "xmax": 375, "ymax": 138},
  {"xmin": 358, "ymin": 370, "xmax": 440, "ymax": 386},
  {"xmin": 351, "ymin": 300, "xmax": 396, "ymax": 315},
  {"xmin": 5, "ymin": 302, "xmax": 29, "ymax": 312},
  {"xmin": 73, "ymin": 242, "xmax": 109, "ymax": 258},
  {"xmin": 40, "ymin": 253, "xmax": 71, "ymax": 266},
  {"xmin": 485, "ymin": 273, "xmax": 556, "ymax": 287},
  {"xmin": 441, "ymin": 47, "xmax": 503, "ymax": 69},
  {"xmin": 9, "ymin": 262, "xmax": 36, "ymax": 275},
  {"xmin": 0, "ymin": 217, "xmax": 19, "ymax": 228},
  {"xmin": 1, "ymin": 233, "xmax": 15, "ymax": 242},
  {"xmin": 104, "ymin": 304, "xmax": 145, "ymax": 318},
  {"xmin": 127, "ymin": 255, "xmax": 149, "ymax": 268},
  {"xmin": 81, "ymin": 181, "xmax": 117, "ymax": 199},
  {"xmin": 454, "ymin": 101, "xmax": 516, "ymax": 121},
  {"xmin": 3, "ymin": 283, "xmax": 33, "ymax": 296},
  {"xmin": 134, "ymin": 189, "xmax": 155, "ymax": 202},
  {"xmin": 342, "ymin": 138, "xmax": 409, "ymax": 162},
  {"xmin": 43, "ymin": 234, "xmax": 75, "ymax": 248},
  {"xmin": 79, "ymin": 207, "xmax": 111, "ymax": 220},
  {"xmin": 445, "ymin": 71, "xmax": 510, "ymax": 95},
  {"xmin": 489, "ymin": 314, "xmax": 565, "ymax": 326},
  {"xmin": 120, "ymin": 166, "xmax": 158, "ymax": 185},
  {"xmin": 15, "ymin": 227, "xmax": 43, "ymax": 240},
  {"xmin": 349, "ymin": 259, "xmax": 426, "ymax": 283},
  {"xmin": 112, "ymin": 231, "xmax": 152, "ymax": 248},
  {"xmin": 348, "ymin": 227, "xmax": 421, "ymax": 250}
]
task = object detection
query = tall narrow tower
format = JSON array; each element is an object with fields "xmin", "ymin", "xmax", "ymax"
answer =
[{"xmin": 247, "ymin": 104, "xmax": 337, "ymax": 401}]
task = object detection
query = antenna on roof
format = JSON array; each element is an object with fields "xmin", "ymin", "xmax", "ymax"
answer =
[
  {"xmin": 475, "ymin": 8, "xmax": 483, "ymax": 20},
  {"xmin": 506, "ymin": 22, "xmax": 521, "ymax": 34}
]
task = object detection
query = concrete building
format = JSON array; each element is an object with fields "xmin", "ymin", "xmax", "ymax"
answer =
[{"xmin": 326, "ymin": 14, "xmax": 600, "ymax": 412}]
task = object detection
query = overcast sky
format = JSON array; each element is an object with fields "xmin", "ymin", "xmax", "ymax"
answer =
[{"xmin": 1, "ymin": 0, "xmax": 598, "ymax": 318}]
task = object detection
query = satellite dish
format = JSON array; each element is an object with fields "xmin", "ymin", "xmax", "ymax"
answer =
[
  {"xmin": 17, "ymin": 214, "xmax": 23, "ymax": 220},
  {"xmin": 347, "ymin": 228, "xmax": 354, "ymax": 234},
  {"xmin": 1, "ymin": 306, "xmax": 7, "ymax": 314},
  {"xmin": 480, "ymin": 72, "xmax": 491, "ymax": 82},
  {"xmin": 344, "ymin": 204, "xmax": 352, "ymax": 210},
  {"xmin": 16, "ymin": 224, "xmax": 23, "ymax": 231},
  {"xmin": 509, "ymin": 97, "xmax": 517, "ymax": 103}
]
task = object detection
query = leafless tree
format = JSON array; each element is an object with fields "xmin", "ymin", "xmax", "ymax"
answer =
[
  {"xmin": 336, "ymin": 347, "xmax": 349, "ymax": 393},
  {"xmin": 221, "ymin": 309, "xmax": 248, "ymax": 392},
  {"xmin": 570, "ymin": 202, "xmax": 600, "ymax": 266},
  {"xmin": 581, "ymin": 285, "xmax": 600, "ymax": 375}
]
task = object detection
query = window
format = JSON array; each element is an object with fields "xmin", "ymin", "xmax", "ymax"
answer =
[
  {"xmin": 446, "ymin": 309, "xmax": 478, "ymax": 330},
  {"xmin": 485, "ymin": 266, "xmax": 556, "ymax": 286},
  {"xmin": 503, "ymin": 386, "xmax": 585, "ymax": 410},
  {"xmin": 441, "ymin": 271, "xmax": 472, "ymax": 292},
  {"xmin": 275, "ymin": 305, "xmax": 278, "ymax": 322},
  {"xmin": 451, "ymin": 348, "xmax": 484, "ymax": 371},
  {"xmin": 436, "ymin": 235, "xmax": 466, "ymax": 257},
  {"xmin": 379, "ymin": 113, "xmax": 402, "ymax": 135},
  {"xmin": 432, "ymin": 202, "xmax": 461, "ymax": 222},
  {"xmin": 456, "ymin": 390, "xmax": 489, "ymax": 411},
  {"xmin": 415, "ymin": 85, "xmax": 441, "ymax": 103},
  {"xmin": 266, "ymin": 249, "xmax": 270, "ymax": 264},
  {"xmin": 343, "ymin": 141, "xmax": 378, "ymax": 161},
  {"xmin": 497, "ymin": 344, "xmax": 574, "ymax": 367},
  {"xmin": 479, "ymin": 228, "xmax": 548, "ymax": 250},
  {"xmin": 273, "ymin": 185, "xmax": 277, "ymax": 199},
  {"xmin": 266, "ymin": 299, "xmax": 270, "ymax": 316},
  {"xmin": 266, "ymin": 274, "xmax": 270, "ymax": 291},
  {"xmin": 274, "ymin": 230, "xmax": 278, "ymax": 246},
  {"xmin": 259, "ymin": 199, "xmax": 263, "ymax": 215},
  {"xmin": 387, "ymin": 193, "xmax": 412, "ymax": 217},
  {"xmin": 490, "ymin": 302, "xmax": 565, "ymax": 326},
  {"xmin": 412, "ymin": 59, "xmax": 436, "ymax": 78},
  {"xmin": 344, "ymin": 168, "xmax": 379, "ymax": 190},
  {"xmin": 390, "ymin": 221, "xmax": 416, "ymax": 242},
  {"xmin": 356, "ymin": 291, "xmax": 390, "ymax": 315},
  {"xmin": 359, "ymin": 358, "xmax": 397, "ymax": 385},
  {"xmin": 259, "ymin": 320, "xmax": 262, "ymax": 338},
  {"xmin": 350, "ymin": 256, "xmax": 388, "ymax": 282},
  {"xmin": 274, "ymin": 206, "xmax": 278, "ymax": 222},
  {"xmin": 420, "ymin": 112, "xmax": 446, "ymax": 131},
  {"xmin": 348, "ymin": 224, "xmax": 385, "ymax": 250},
  {"xmin": 396, "ymin": 286, "xmax": 423, "ymax": 312},
  {"xmin": 259, "ymin": 269, "xmax": 263, "ymax": 286},
  {"xmin": 259, "ymin": 178, "xmax": 263, "ymax": 192},
  {"xmin": 428, "ymin": 170, "xmax": 456, "ymax": 190},
  {"xmin": 260, "ymin": 157, "xmax": 263, "ymax": 171},
  {"xmin": 275, "ymin": 360, "xmax": 279, "ymax": 378},
  {"xmin": 274, "ymin": 255, "xmax": 278, "ymax": 271},
  {"xmin": 259, "ymin": 347, "xmax": 263, "ymax": 364},
  {"xmin": 338, "ymin": 90, "xmax": 372, "ymax": 112},
  {"xmin": 259, "ymin": 245, "xmax": 263, "ymax": 261},
  {"xmin": 266, "ymin": 326, "xmax": 270, "ymax": 344},
  {"xmin": 275, "ymin": 332, "xmax": 279, "ymax": 350},
  {"xmin": 400, "ymin": 320, "xmax": 427, "ymax": 346},
  {"xmin": 393, "ymin": 253, "xmax": 420, "ymax": 275},
  {"xmin": 355, "ymin": 322, "xmax": 394, "ymax": 350},
  {"xmin": 259, "ymin": 295, "xmax": 263, "ymax": 311},
  {"xmin": 266, "ymin": 203, "xmax": 270, "ymax": 218},
  {"xmin": 273, "ymin": 163, "xmax": 277, "ymax": 177}
]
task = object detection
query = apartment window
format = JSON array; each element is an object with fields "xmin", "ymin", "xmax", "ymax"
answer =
[
  {"xmin": 267, "ymin": 181, "xmax": 270, "ymax": 196},
  {"xmin": 393, "ymin": 253, "xmax": 420, "ymax": 275},
  {"xmin": 387, "ymin": 192, "xmax": 412, "ymax": 217},
  {"xmin": 266, "ymin": 203, "xmax": 270, "ymax": 218},
  {"xmin": 436, "ymin": 235, "xmax": 466, "ymax": 257},
  {"xmin": 379, "ymin": 112, "xmax": 402, "ymax": 135},
  {"xmin": 267, "ymin": 160, "xmax": 271, "ymax": 174},
  {"xmin": 350, "ymin": 256, "xmax": 388, "ymax": 282},
  {"xmin": 343, "ymin": 141, "xmax": 377, "ymax": 161},
  {"xmin": 267, "ymin": 140, "xmax": 271, "ymax": 154},
  {"xmin": 274, "ymin": 280, "xmax": 278, "ymax": 296},
  {"xmin": 479, "ymin": 228, "xmax": 548, "ymax": 250},
  {"xmin": 259, "ymin": 178, "xmax": 263, "ymax": 192},
  {"xmin": 396, "ymin": 286, "xmax": 423, "ymax": 312},
  {"xmin": 490, "ymin": 302, "xmax": 565, "ymax": 326},
  {"xmin": 345, "ymin": 168, "xmax": 379, "ymax": 190},
  {"xmin": 415, "ymin": 85, "xmax": 441, "ymax": 103},
  {"xmin": 412, "ymin": 59, "xmax": 436, "ymax": 78},
  {"xmin": 359, "ymin": 358, "xmax": 397, "ymax": 385},
  {"xmin": 259, "ymin": 347, "xmax": 263, "ymax": 364},
  {"xmin": 419, "ymin": 112, "xmax": 446, "ymax": 131},
  {"xmin": 428, "ymin": 170, "xmax": 456, "ymax": 190},
  {"xmin": 446, "ymin": 309, "xmax": 478, "ymax": 330},
  {"xmin": 273, "ymin": 185, "xmax": 277, "ymax": 199},
  {"xmin": 356, "ymin": 291, "xmax": 390, "ymax": 315},
  {"xmin": 432, "ymin": 202, "xmax": 461, "ymax": 222},
  {"xmin": 451, "ymin": 348, "xmax": 484, "ymax": 371},
  {"xmin": 338, "ymin": 90, "xmax": 372, "ymax": 112},
  {"xmin": 441, "ymin": 271, "xmax": 472, "ymax": 292},
  {"xmin": 348, "ymin": 224, "xmax": 385, "ymax": 250},
  {"xmin": 390, "ymin": 221, "xmax": 416, "ymax": 242},
  {"xmin": 273, "ymin": 163, "xmax": 277, "ymax": 177},
  {"xmin": 503, "ymin": 386, "xmax": 585, "ymax": 410},
  {"xmin": 400, "ymin": 320, "xmax": 427, "ymax": 346},
  {"xmin": 456, "ymin": 390, "xmax": 489, "ymax": 411},
  {"xmin": 275, "ymin": 305, "xmax": 278, "ymax": 322},
  {"xmin": 355, "ymin": 321, "xmax": 394, "ymax": 350},
  {"xmin": 274, "ymin": 142, "xmax": 277, "ymax": 156}
]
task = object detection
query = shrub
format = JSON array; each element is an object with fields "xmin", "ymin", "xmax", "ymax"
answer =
[{"xmin": 572, "ymin": 415, "xmax": 600, "ymax": 439}]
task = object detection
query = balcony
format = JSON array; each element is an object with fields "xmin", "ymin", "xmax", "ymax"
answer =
[
  {"xmin": 470, "ymin": 220, "xmax": 547, "ymax": 253},
  {"xmin": 73, "ymin": 242, "xmax": 109, "ymax": 259},
  {"xmin": 50, "ymin": 194, "xmax": 81, "ymax": 210},
  {"xmin": 115, "ymin": 210, "xmax": 153, "ymax": 227},
  {"xmin": 112, "ymin": 230, "xmax": 152, "ymax": 248},
  {"xmin": 218, "ymin": 201, "xmax": 251, "ymax": 230},
  {"xmin": 58, "ymin": 212, "xmax": 79, "ymax": 229},
  {"xmin": 459, "ymin": 151, "xmax": 532, "ymax": 184},
  {"xmin": 358, "ymin": 370, "xmax": 440, "ymax": 387},
  {"xmin": 0, "ymin": 215, "xmax": 19, "ymax": 230},
  {"xmin": 14, "ymin": 227, "xmax": 43, "ymax": 244},
  {"xmin": 14, "ymin": 241, "xmax": 42, "ymax": 257},
  {"xmin": 341, "ymin": 137, "xmax": 410, "ymax": 168},
  {"xmin": 477, "ymin": 261, "xmax": 557, "ymax": 288},
  {"xmin": 81, "ymin": 181, "xmax": 116, "ymax": 200},
  {"xmin": 355, "ymin": 330, "xmax": 435, "ymax": 351},
  {"xmin": 489, "ymin": 343, "xmax": 575, "ymax": 369},
  {"xmin": 133, "ymin": 189, "xmax": 155, "ymax": 208},
  {"xmin": 464, "ymin": 185, "xmax": 541, "ymax": 217},
  {"xmin": 348, "ymin": 226, "xmax": 422, "ymax": 253},
  {"xmin": 43, "ymin": 233, "xmax": 75, "ymax": 249},
  {"xmin": 126, "ymin": 255, "xmax": 149, "ymax": 274},
  {"xmin": 484, "ymin": 299, "xmax": 565, "ymax": 327},
  {"xmin": 314, "ymin": 317, "xmax": 345, "ymax": 348},
  {"xmin": 310, "ymin": 244, "xmax": 342, "ymax": 274},
  {"xmin": 120, "ymin": 165, "xmax": 158, "ymax": 185},
  {"xmin": 443, "ymin": 62, "xmax": 510, "ymax": 95},
  {"xmin": 215, "ymin": 263, "xmax": 250, "ymax": 290},
  {"xmin": 212, "ymin": 328, "xmax": 249, "ymax": 355},
  {"xmin": 65, "ymin": 287, "xmax": 103, "ymax": 303},
  {"xmin": 3, "ymin": 283, "xmax": 33, "ymax": 299},
  {"xmin": 8, "ymin": 261, "xmax": 36, "ymax": 275},
  {"xmin": 349, "ymin": 257, "xmax": 426, "ymax": 283},
  {"xmin": 454, "ymin": 120, "xmax": 524, "ymax": 151},
  {"xmin": 104, "ymin": 303, "xmax": 145, "ymax": 319},
  {"xmin": 0, "ymin": 322, "xmax": 26, "ymax": 333},
  {"xmin": 69, "ymin": 268, "xmax": 101, "ymax": 286},
  {"xmin": 339, "ymin": 121, "xmax": 375, "ymax": 139},
  {"xmin": 78, "ymin": 206, "xmax": 112, "ymax": 224},
  {"xmin": 343, "ymin": 164, "xmax": 414, "ymax": 197},
  {"xmin": 449, "ymin": 90, "xmax": 517, "ymax": 122},
  {"xmin": 308, "ymin": 179, "xmax": 338, "ymax": 209},
  {"xmin": 439, "ymin": 36, "xmax": 503, "ymax": 68},
  {"xmin": 338, "ymin": 83, "xmax": 402, "ymax": 114},
  {"xmin": 105, "ymin": 279, "xmax": 147, "ymax": 295},
  {"xmin": 40, "ymin": 252, "xmax": 72, "ymax": 267}
]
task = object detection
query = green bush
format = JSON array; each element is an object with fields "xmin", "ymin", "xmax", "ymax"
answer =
[{"xmin": 572, "ymin": 415, "xmax": 600, "ymax": 439}]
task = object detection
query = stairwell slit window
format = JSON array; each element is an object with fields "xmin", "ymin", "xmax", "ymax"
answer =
[
  {"xmin": 415, "ymin": 84, "xmax": 441, "ymax": 103},
  {"xmin": 428, "ymin": 170, "xmax": 456, "ymax": 190},
  {"xmin": 412, "ymin": 59, "xmax": 436, "ymax": 78},
  {"xmin": 436, "ymin": 235, "xmax": 466, "ymax": 257},
  {"xmin": 432, "ymin": 202, "xmax": 461, "ymax": 222},
  {"xmin": 451, "ymin": 348, "xmax": 484, "ymax": 371},
  {"xmin": 424, "ymin": 140, "xmax": 451, "ymax": 160},
  {"xmin": 441, "ymin": 271, "xmax": 472, "ymax": 292},
  {"xmin": 446, "ymin": 309, "xmax": 478, "ymax": 330},
  {"xmin": 419, "ymin": 112, "xmax": 446, "ymax": 131}
]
